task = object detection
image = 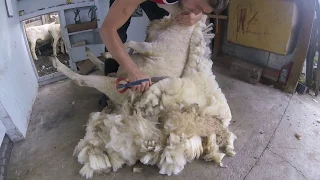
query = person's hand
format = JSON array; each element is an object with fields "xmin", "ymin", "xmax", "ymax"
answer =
[
  {"xmin": 175, "ymin": 12, "xmax": 202, "ymax": 26},
  {"xmin": 128, "ymin": 69, "xmax": 151, "ymax": 93}
]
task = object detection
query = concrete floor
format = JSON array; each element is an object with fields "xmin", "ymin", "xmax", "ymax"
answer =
[{"xmin": 7, "ymin": 66, "xmax": 320, "ymax": 180}]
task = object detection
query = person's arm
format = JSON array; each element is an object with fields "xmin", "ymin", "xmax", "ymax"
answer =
[{"xmin": 99, "ymin": 0, "xmax": 150, "ymax": 93}]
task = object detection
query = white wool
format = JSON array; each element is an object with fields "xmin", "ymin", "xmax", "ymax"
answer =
[
  {"xmin": 88, "ymin": 153, "xmax": 108, "ymax": 171},
  {"xmin": 133, "ymin": 167, "xmax": 143, "ymax": 173},
  {"xmin": 107, "ymin": 149, "xmax": 126, "ymax": 172},
  {"xmin": 226, "ymin": 132, "xmax": 237, "ymax": 157},
  {"xmin": 85, "ymin": 147, "xmax": 111, "ymax": 171},
  {"xmin": 52, "ymin": 5, "xmax": 237, "ymax": 178},
  {"xmin": 203, "ymin": 134, "xmax": 226, "ymax": 163},
  {"xmin": 158, "ymin": 134, "xmax": 187, "ymax": 176},
  {"xmin": 79, "ymin": 163, "xmax": 94, "ymax": 179},
  {"xmin": 139, "ymin": 140, "xmax": 163, "ymax": 165},
  {"xmin": 26, "ymin": 21, "xmax": 65, "ymax": 60},
  {"xmin": 106, "ymin": 125, "xmax": 138, "ymax": 165},
  {"xmin": 184, "ymin": 135, "xmax": 203, "ymax": 161},
  {"xmin": 78, "ymin": 146, "xmax": 90, "ymax": 164},
  {"xmin": 73, "ymin": 139, "xmax": 87, "ymax": 157}
]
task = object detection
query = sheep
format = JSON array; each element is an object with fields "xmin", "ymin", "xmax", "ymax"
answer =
[
  {"xmin": 48, "ymin": 24, "xmax": 65, "ymax": 56},
  {"xmin": 25, "ymin": 16, "xmax": 64, "ymax": 60},
  {"xmin": 50, "ymin": 3, "xmax": 236, "ymax": 178}
]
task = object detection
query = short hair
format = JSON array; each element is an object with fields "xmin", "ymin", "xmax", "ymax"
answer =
[{"xmin": 209, "ymin": 0, "xmax": 229, "ymax": 14}]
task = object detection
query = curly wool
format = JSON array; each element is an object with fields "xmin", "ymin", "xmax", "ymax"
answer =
[{"xmin": 58, "ymin": 4, "xmax": 237, "ymax": 178}]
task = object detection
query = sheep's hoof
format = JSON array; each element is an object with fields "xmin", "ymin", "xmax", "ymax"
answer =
[
  {"xmin": 85, "ymin": 47, "xmax": 90, "ymax": 53},
  {"xmin": 140, "ymin": 140, "xmax": 162, "ymax": 165},
  {"xmin": 203, "ymin": 152, "xmax": 225, "ymax": 163},
  {"xmin": 102, "ymin": 52, "xmax": 113, "ymax": 59},
  {"xmin": 49, "ymin": 56, "xmax": 58, "ymax": 69},
  {"xmin": 226, "ymin": 148, "xmax": 236, "ymax": 157},
  {"xmin": 128, "ymin": 48, "xmax": 134, "ymax": 56}
]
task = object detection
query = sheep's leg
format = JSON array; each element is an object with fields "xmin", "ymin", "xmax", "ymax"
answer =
[
  {"xmin": 50, "ymin": 56, "xmax": 133, "ymax": 104},
  {"xmin": 30, "ymin": 41, "xmax": 38, "ymax": 60},
  {"xmin": 52, "ymin": 38, "xmax": 59, "ymax": 56},
  {"xmin": 203, "ymin": 134, "xmax": 226, "ymax": 163},
  {"xmin": 60, "ymin": 39, "xmax": 65, "ymax": 54},
  {"xmin": 85, "ymin": 47, "xmax": 105, "ymax": 72},
  {"xmin": 225, "ymin": 132, "xmax": 237, "ymax": 157},
  {"xmin": 124, "ymin": 41, "xmax": 153, "ymax": 56},
  {"xmin": 64, "ymin": 40, "xmax": 69, "ymax": 54},
  {"xmin": 101, "ymin": 41, "xmax": 151, "ymax": 60},
  {"xmin": 36, "ymin": 47, "xmax": 41, "ymax": 56}
]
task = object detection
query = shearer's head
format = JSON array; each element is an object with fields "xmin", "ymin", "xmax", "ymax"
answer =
[{"xmin": 178, "ymin": 0, "xmax": 229, "ymax": 15}]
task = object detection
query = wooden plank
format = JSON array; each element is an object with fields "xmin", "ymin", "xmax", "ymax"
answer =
[
  {"xmin": 262, "ymin": 67, "xmax": 280, "ymax": 82},
  {"xmin": 69, "ymin": 44, "xmax": 105, "ymax": 62},
  {"xmin": 68, "ymin": 28, "xmax": 99, "ymax": 36},
  {"xmin": 229, "ymin": 59, "xmax": 263, "ymax": 84},
  {"xmin": 38, "ymin": 73, "xmax": 68, "ymax": 87},
  {"xmin": 285, "ymin": 0, "xmax": 316, "ymax": 93},
  {"xmin": 213, "ymin": 18, "xmax": 224, "ymax": 58},
  {"xmin": 207, "ymin": 14, "xmax": 228, "ymax": 19},
  {"xmin": 59, "ymin": 10, "xmax": 77, "ymax": 71},
  {"xmin": 214, "ymin": 54, "xmax": 236, "ymax": 67},
  {"xmin": 38, "ymin": 71, "xmax": 66, "ymax": 81},
  {"xmin": 76, "ymin": 60, "xmax": 97, "ymax": 75},
  {"xmin": 305, "ymin": 17, "xmax": 317, "ymax": 88}
]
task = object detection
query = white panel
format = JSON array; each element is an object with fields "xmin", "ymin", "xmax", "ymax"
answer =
[
  {"xmin": 0, "ymin": 0, "xmax": 38, "ymax": 139},
  {"xmin": 5, "ymin": 0, "xmax": 14, "ymax": 17},
  {"xmin": 0, "ymin": 102, "xmax": 24, "ymax": 142},
  {"xmin": 127, "ymin": 12, "xmax": 150, "ymax": 42}
]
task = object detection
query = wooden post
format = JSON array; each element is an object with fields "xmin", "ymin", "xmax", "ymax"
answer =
[
  {"xmin": 213, "ymin": 18, "xmax": 224, "ymax": 58},
  {"xmin": 285, "ymin": 0, "xmax": 316, "ymax": 93},
  {"xmin": 207, "ymin": 15, "xmax": 228, "ymax": 58},
  {"xmin": 306, "ymin": 17, "xmax": 317, "ymax": 88}
]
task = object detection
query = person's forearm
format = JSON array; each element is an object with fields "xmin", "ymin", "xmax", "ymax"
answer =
[
  {"xmin": 99, "ymin": 0, "xmax": 145, "ymax": 76},
  {"xmin": 100, "ymin": 28, "xmax": 139, "ymax": 75}
]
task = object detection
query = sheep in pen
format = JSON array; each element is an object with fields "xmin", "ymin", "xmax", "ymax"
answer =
[{"xmin": 50, "ymin": 3, "xmax": 236, "ymax": 179}]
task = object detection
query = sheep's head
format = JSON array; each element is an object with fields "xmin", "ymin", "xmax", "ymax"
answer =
[{"xmin": 49, "ymin": 14, "xmax": 60, "ymax": 24}]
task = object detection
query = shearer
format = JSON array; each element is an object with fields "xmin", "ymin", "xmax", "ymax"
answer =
[{"xmin": 98, "ymin": 0, "xmax": 222, "ymax": 110}]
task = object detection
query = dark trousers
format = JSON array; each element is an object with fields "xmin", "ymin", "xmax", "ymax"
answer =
[{"xmin": 104, "ymin": 0, "xmax": 169, "ymax": 75}]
